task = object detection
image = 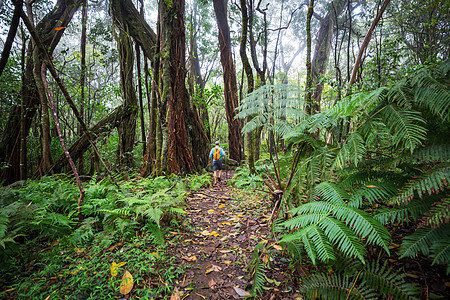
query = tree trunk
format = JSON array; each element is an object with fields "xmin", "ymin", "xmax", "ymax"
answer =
[
  {"xmin": 349, "ymin": 0, "xmax": 391, "ymax": 86},
  {"xmin": 213, "ymin": 0, "xmax": 242, "ymax": 163},
  {"xmin": 33, "ymin": 46, "xmax": 53, "ymax": 173},
  {"xmin": 305, "ymin": 0, "xmax": 315, "ymax": 115},
  {"xmin": 311, "ymin": 0, "xmax": 347, "ymax": 113},
  {"xmin": 78, "ymin": 0, "xmax": 87, "ymax": 175},
  {"xmin": 162, "ymin": 0, "xmax": 200, "ymax": 174},
  {"xmin": 112, "ymin": 23, "xmax": 138, "ymax": 169},
  {"xmin": 240, "ymin": 0, "xmax": 255, "ymax": 174},
  {"xmin": 0, "ymin": 0, "xmax": 81, "ymax": 184}
]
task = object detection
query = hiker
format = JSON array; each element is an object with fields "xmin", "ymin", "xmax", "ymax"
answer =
[{"xmin": 209, "ymin": 141, "xmax": 225, "ymax": 185}]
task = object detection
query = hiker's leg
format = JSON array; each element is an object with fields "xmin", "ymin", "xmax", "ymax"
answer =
[{"xmin": 213, "ymin": 170, "xmax": 218, "ymax": 184}]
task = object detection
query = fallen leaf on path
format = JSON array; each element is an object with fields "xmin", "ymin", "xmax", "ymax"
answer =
[
  {"xmin": 207, "ymin": 209, "xmax": 215, "ymax": 213},
  {"xmin": 209, "ymin": 231, "xmax": 219, "ymax": 237},
  {"xmin": 233, "ymin": 286, "xmax": 251, "ymax": 297},
  {"xmin": 195, "ymin": 292, "xmax": 206, "ymax": 299},
  {"xmin": 182, "ymin": 255, "xmax": 197, "ymax": 262},
  {"xmin": 218, "ymin": 204, "xmax": 225, "ymax": 208},
  {"xmin": 273, "ymin": 244, "xmax": 283, "ymax": 251},
  {"xmin": 170, "ymin": 287, "xmax": 181, "ymax": 300},
  {"xmin": 209, "ymin": 278, "xmax": 216, "ymax": 289},
  {"xmin": 201, "ymin": 230, "xmax": 210, "ymax": 236},
  {"xmin": 184, "ymin": 239, "xmax": 195, "ymax": 243},
  {"xmin": 221, "ymin": 221, "xmax": 231, "ymax": 226},
  {"xmin": 224, "ymin": 260, "xmax": 232, "ymax": 265},
  {"xmin": 205, "ymin": 264, "xmax": 222, "ymax": 274},
  {"xmin": 119, "ymin": 270, "xmax": 133, "ymax": 295}
]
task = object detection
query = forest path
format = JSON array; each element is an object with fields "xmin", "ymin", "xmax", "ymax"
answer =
[{"xmin": 166, "ymin": 171, "xmax": 290, "ymax": 300}]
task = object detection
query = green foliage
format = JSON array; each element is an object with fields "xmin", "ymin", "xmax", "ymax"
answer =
[
  {"xmin": 300, "ymin": 260, "xmax": 420, "ymax": 299},
  {"xmin": 228, "ymin": 165, "xmax": 265, "ymax": 189},
  {"xmin": 281, "ymin": 182, "xmax": 391, "ymax": 264},
  {"xmin": 236, "ymin": 84, "xmax": 305, "ymax": 136},
  {"xmin": 0, "ymin": 174, "xmax": 190, "ymax": 297}
]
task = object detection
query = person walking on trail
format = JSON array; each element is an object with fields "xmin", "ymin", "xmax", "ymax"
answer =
[{"xmin": 209, "ymin": 141, "xmax": 225, "ymax": 185}]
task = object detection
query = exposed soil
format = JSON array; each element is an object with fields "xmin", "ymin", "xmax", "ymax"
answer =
[{"xmin": 165, "ymin": 171, "xmax": 297, "ymax": 300}]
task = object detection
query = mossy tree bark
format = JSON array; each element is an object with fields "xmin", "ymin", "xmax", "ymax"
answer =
[{"xmin": 111, "ymin": 18, "xmax": 138, "ymax": 170}]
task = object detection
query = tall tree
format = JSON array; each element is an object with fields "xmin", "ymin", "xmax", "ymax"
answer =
[
  {"xmin": 161, "ymin": 0, "xmax": 196, "ymax": 173},
  {"xmin": 311, "ymin": 0, "xmax": 347, "ymax": 112},
  {"xmin": 239, "ymin": 0, "xmax": 255, "ymax": 174},
  {"xmin": 305, "ymin": 0, "xmax": 315, "ymax": 115},
  {"xmin": 213, "ymin": 0, "xmax": 242, "ymax": 163}
]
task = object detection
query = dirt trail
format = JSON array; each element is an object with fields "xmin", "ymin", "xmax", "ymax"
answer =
[{"xmin": 166, "ymin": 171, "xmax": 289, "ymax": 300}]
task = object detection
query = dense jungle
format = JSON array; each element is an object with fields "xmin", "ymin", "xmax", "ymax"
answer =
[{"xmin": 0, "ymin": 0, "xmax": 449, "ymax": 299}]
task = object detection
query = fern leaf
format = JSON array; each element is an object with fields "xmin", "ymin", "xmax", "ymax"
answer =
[
  {"xmin": 333, "ymin": 131, "xmax": 366, "ymax": 168},
  {"xmin": 390, "ymin": 166, "xmax": 449, "ymax": 205},
  {"xmin": 320, "ymin": 216, "xmax": 367, "ymax": 262},
  {"xmin": 399, "ymin": 224, "xmax": 450, "ymax": 258},
  {"xmin": 360, "ymin": 261, "xmax": 420, "ymax": 299},
  {"xmin": 430, "ymin": 236, "xmax": 450, "ymax": 270},
  {"xmin": 380, "ymin": 103, "xmax": 427, "ymax": 153},
  {"xmin": 301, "ymin": 272, "xmax": 376, "ymax": 300},
  {"xmin": 314, "ymin": 182, "xmax": 349, "ymax": 204}
]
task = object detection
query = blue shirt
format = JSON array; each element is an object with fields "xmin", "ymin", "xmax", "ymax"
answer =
[{"xmin": 209, "ymin": 146, "xmax": 225, "ymax": 161}]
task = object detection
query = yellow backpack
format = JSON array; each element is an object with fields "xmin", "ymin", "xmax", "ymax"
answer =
[{"xmin": 213, "ymin": 147, "xmax": 221, "ymax": 160}]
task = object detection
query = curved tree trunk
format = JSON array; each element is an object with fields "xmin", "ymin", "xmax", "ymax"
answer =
[
  {"xmin": 0, "ymin": 0, "xmax": 81, "ymax": 184},
  {"xmin": 113, "ymin": 25, "xmax": 138, "ymax": 169},
  {"xmin": 213, "ymin": 0, "xmax": 242, "ymax": 163}
]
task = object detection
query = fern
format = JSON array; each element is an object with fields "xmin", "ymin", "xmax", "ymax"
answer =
[
  {"xmin": 300, "ymin": 260, "xmax": 420, "ymax": 300},
  {"xmin": 399, "ymin": 223, "xmax": 450, "ymax": 259},
  {"xmin": 390, "ymin": 166, "xmax": 449, "ymax": 205},
  {"xmin": 301, "ymin": 272, "xmax": 377, "ymax": 300},
  {"xmin": 360, "ymin": 261, "xmax": 420, "ymax": 299},
  {"xmin": 333, "ymin": 131, "xmax": 366, "ymax": 168},
  {"xmin": 282, "ymin": 197, "xmax": 390, "ymax": 263}
]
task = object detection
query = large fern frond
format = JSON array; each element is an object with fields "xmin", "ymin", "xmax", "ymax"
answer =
[
  {"xmin": 410, "ymin": 60, "xmax": 450, "ymax": 122},
  {"xmin": 300, "ymin": 272, "xmax": 377, "ymax": 300},
  {"xmin": 379, "ymin": 103, "xmax": 427, "ymax": 153},
  {"xmin": 389, "ymin": 166, "xmax": 449, "ymax": 205},
  {"xmin": 360, "ymin": 261, "xmax": 420, "ymax": 299},
  {"xmin": 399, "ymin": 223, "xmax": 450, "ymax": 258}
]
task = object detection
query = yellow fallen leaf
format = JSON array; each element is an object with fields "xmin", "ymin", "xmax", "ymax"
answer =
[
  {"xmin": 224, "ymin": 260, "xmax": 232, "ymax": 265},
  {"xmin": 182, "ymin": 255, "xmax": 197, "ymax": 262},
  {"xmin": 218, "ymin": 204, "xmax": 225, "ymax": 208},
  {"xmin": 207, "ymin": 209, "xmax": 214, "ymax": 213},
  {"xmin": 238, "ymin": 214, "xmax": 243, "ymax": 217},
  {"xmin": 111, "ymin": 262, "xmax": 126, "ymax": 277},
  {"xmin": 119, "ymin": 270, "xmax": 134, "ymax": 295},
  {"xmin": 195, "ymin": 292, "xmax": 206, "ymax": 299},
  {"xmin": 205, "ymin": 264, "xmax": 222, "ymax": 274},
  {"xmin": 273, "ymin": 244, "xmax": 283, "ymax": 251},
  {"xmin": 209, "ymin": 231, "xmax": 219, "ymax": 237},
  {"xmin": 184, "ymin": 239, "xmax": 195, "ymax": 243},
  {"xmin": 54, "ymin": 27, "xmax": 66, "ymax": 31},
  {"xmin": 222, "ymin": 221, "xmax": 231, "ymax": 226}
]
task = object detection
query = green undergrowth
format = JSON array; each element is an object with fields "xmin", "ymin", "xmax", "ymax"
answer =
[{"xmin": 0, "ymin": 173, "xmax": 211, "ymax": 299}]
